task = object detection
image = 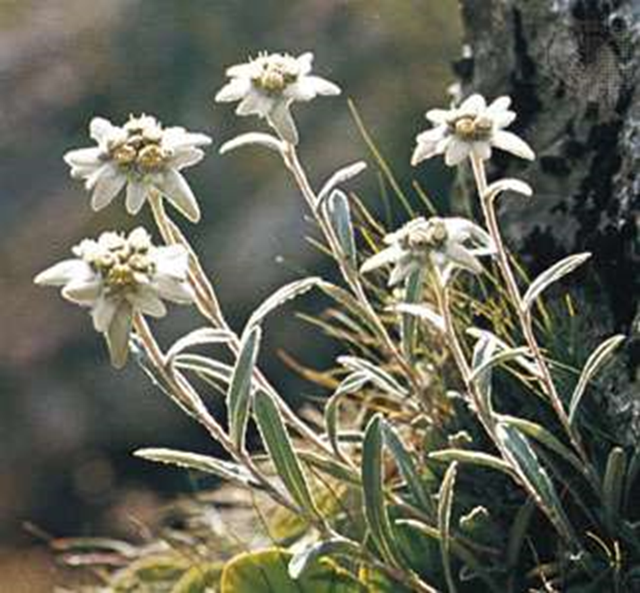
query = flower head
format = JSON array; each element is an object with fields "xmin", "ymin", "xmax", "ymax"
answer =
[
  {"xmin": 35, "ymin": 227, "xmax": 194, "ymax": 367},
  {"xmin": 215, "ymin": 51, "xmax": 341, "ymax": 145},
  {"xmin": 411, "ymin": 94, "xmax": 535, "ymax": 167},
  {"xmin": 64, "ymin": 114, "xmax": 212, "ymax": 222},
  {"xmin": 361, "ymin": 216, "xmax": 495, "ymax": 285}
]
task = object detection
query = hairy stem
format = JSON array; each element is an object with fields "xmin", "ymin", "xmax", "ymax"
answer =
[
  {"xmin": 148, "ymin": 192, "xmax": 333, "ymax": 455},
  {"xmin": 469, "ymin": 154, "xmax": 586, "ymax": 459},
  {"xmin": 132, "ymin": 313, "xmax": 300, "ymax": 515},
  {"xmin": 282, "ymin": 143, "xmax": 420, "ymax": 392}
]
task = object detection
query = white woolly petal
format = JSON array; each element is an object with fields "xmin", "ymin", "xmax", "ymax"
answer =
[
  {"xmin": 491, "ymin": 130, "xmax": 535, "ymax": 161},
  {"xmin": 487, "ymin": 96, "xmax": 512, "ymax": 114},
  {"xmin": 105, "ymin": 302, "xmax": 133, "ymax": 368},
  {"xmin": 444, "ymin": 243, "xmax": 483, "ymax": 274},
  {"xmin": 459, "ymin": 94, "xmax": 486, "ymax": 115},
  {"xmin": 63, "ymin": 147, "xmax": 103, "ymax": 168},
  {"xmin": 297, "ymin": 52, "xmax": 314, "ymax": 75},
  {"xmin": 226, "ymin": 62, "xmax": 259, "ymax": 78},
  {"xmin": 167, "ymin": 148, "xmax": 205, "ymax": 170},
  {"xmin": 91, "ymin": 296, "xmax": 119, "ymax": 333},
  {"xmin": 388, "ymin": 261, "xmax": 418, "ymax": 286},
  {"xmin": 412, "ymin": 128, "xmax": 447, "ymax": 166},
  {"xmin": 492, "ymin": 110, "xmax": 517, "ymax": 129},
  {"xmin": 267, "ymin": 102, "xmax": 298, "ymax": 145},
  {"xmin": 445, "ymin": 137, "xmax": 471, "ymax": 166},
  {"xmin": 61, "ymin": 278, "xmax": 102, "ymax": 305},
  {"xmin": 35, "ymin": 259, "xmax": 94, "ymax": 286},
  {"xmin": 152, "ymin": 276, "xmax": 195, "ymax": 304},
  {"xmin": 236, "ymin": 92, "xmax": 273, "ymax": 117},
  {"xmin": 295, "ymin": 75, "xmax": 341, "ymax": 99},
  {"xmin": 129, "ymin": 289, "xmax": 167, "ymax": 318},
  {"xmin": 215, "ymin": 77, "xmax": 251, "ymax": 102},
  {"xmin": 125, "ymin": 181, "xmax": 148, "ymax": 215},
  {"xmin": 426, "ymin": 109, "xmax": 453, "ymax": 124},
  {"xmin": 162, "ymin": 127, "xmax": 212, "ymax": 150},
  {"xmin": 89, "ymin": 117, "xmax": 116, "ymax": 144},
  {"xmin": 153, "ymin": 244, "xmax": 190, "ymax": 279},
  {"xmin": 360, "ymin": 245, "xmax": 403, "ymax": 273},
  {"xmin": 156, "ymin": 169, "xmax": 201, "ymax": 222},
  {"xmin": 90, "ymin": 164, "xmax": 126, "ymax": 211}
]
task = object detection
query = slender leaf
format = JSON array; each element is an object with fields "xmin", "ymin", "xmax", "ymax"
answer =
[
  {"xmin": 166, "ymin": 328, "xmax": 233, "ymax": 362},
  {"xmin": 522, "ymin": 253, "xmax": 591, "ymax": 311},
  {"xmin": 228, "ymin": 326, "xmax": 261, "ymax": 450},
  {"xmin": 219, "ymin": 132, "xmax": 284, "ymax": 155},
  {"xmin": 338, "ymin": 356, "xmax": 408, "ymax": 399},
  {"xmin": 498, "ymin": 414, "xmax": 598, "ymax": 491},
  {"xmin": 483, "ymin": 178, "xmax": 533, "ymax": 203},
  {"xmin": 247, "ymin": 277, "xmax": 322, "ymax": 329},
  {"xmin": 496, "ymin": 423, "xmax": 575, "ymax": 542},
  {"xmin": 297, "ymin": 450, "xmax": 361, "ymax": 485},
  {"xmin": 438, "ymin": 462, "xmax": 459, "ymax": 593},
  {"xmin": 603, "ymin": 447, "xmax": 626, "ymax": 528},
  {"xmin": 400, "ymin": 270, "xmax": 425, "ymax": 360},
  {"xmin": 394, "ymin": 302, "xmax": 445, "ymax": 334},
  {"xmin": 361, "ymin": 414, "xmax": 403, "ymax": 567},
  {"xmin": 429, "ymin": 449, "xmax": 512, "ymax": 475},
  {"xmin": 174, "ymin": 354, "xmax": 234, "ymax": 386},
  {"xmin": 381, "ymin": 420, "xmax": 434, "ymax": 513},
  {"xmin": 254, "ymin": 392, "xmax": 318, "ymax": 516},
  {"xmin": 134, "ymin": 448, "xmax": 255, "ymax": 486},
  {"xmin": 317, "ymin": 160, "xmax": 367, "ymax": 204},
  {"xmin": 568, "ymin": 334, "xmax": 626, "ymax": 424},
  {"xmin": 324, "ymin": 189, "xmax": 357, "ymax": 267}
]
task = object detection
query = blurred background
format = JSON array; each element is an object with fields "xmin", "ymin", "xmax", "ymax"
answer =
[{"xmin": 0, "ymin": 1, "xmax": 461, "ymax": 589}]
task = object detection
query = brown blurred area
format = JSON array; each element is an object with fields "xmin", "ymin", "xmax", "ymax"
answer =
[{"xmin": 0, "ymin": 0, "xmax": 460, "ymax": 588}]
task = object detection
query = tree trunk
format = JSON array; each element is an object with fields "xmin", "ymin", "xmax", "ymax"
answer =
[{"xmin": 457, "ymin": 0, "xmax": 639, "ymax": 441}]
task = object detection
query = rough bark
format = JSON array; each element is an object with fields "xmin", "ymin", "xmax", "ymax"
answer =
[{"xmin": 457, "ymin": 0, "xmax": 639, "ymax": 441}]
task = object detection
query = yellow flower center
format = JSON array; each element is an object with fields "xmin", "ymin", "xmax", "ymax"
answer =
[
  {"xmin": 406, "ymin": 219, "xmax": 448, "ymax": 252},
  {"xmin": 253, "ymin": 56, "xmax": 299, "ymax": 93},
  {"xmin": 109, "ymin": 116, "xmax": 170, "ymax": 173},
  {"xmin": 453, "ymin": 115, "xmax": 493, "ymax": 141}
]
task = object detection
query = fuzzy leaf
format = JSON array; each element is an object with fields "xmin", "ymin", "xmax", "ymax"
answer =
[
  {"xmin": 429, "ymin": 449, "xmax": 512, "ymax": 475},
  {"xmin": 568, "ymin": 334, "xmax": 626, "ymax": 424},
  {"xmin": 496, "ymin": 423, "xmax": 574, "ymax": 542},
  {"xmin": 134, "ymin": 448, "xmax": 255, "ymax": 485},
  {"xmin": 438, "ymin": 462, "xmax": 458, "ymax": 593},
  {"xmin": 603, "ymin": 447, "xmax": 626, "ymax": 529},
  {"xmin": 219, "ymin": 132, "xmax": 284, "ymax": 155},
  {"xmin": 166, "ymin": 328, "xmax": 233, "ymax": 362},
  {"xmin": 247, "ymin": 277, "xmax": 322, "ymax": 329},
  {"xmin": 338, "ymin": 356, "xmax": 408, "ymax": 399},
  {"xmin": 394, "ymin": 302, "xmax": 445, "ymax": 334},
  {"xmin": 400, "ymin": 270, "xmax": 426, "ymax": 360},
  {"xmin": 254, "ymin": 392, "xmax": 318, "ymax": 516},
  {"xmin": 297, "ymin": 450, "xmax": 360, "ymax": 485},
  {"xmin": 228, "ymin": 325, "xmax": 261, "ymax": 450},
  {"xmin": 483, "ymin": 178, "xmax": 533, "ymax": 203},
  {"xmin": 522, "ymin": 253, "xmax": 591, "ymax": 311},
  {"xmin": 361, "ymin": 414, "xmax": 403, "ymax": 567},
  {"xmin": 174, "ymin": 354, "xmax": 234, "ymax": 387},
  {"xmin": 381, "ymin": 420, "xmax": 434, "ymax": 513},
  {"xmin": 317, "ymin": 161, "xmax": 367, "ymax": 204},
  {"xmin": 324, "ymin": 189, "xmax": 357, "ymax": 268}
]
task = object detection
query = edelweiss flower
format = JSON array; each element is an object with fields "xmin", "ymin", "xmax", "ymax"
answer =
[
  {"xmin": 214, "ymin": 51, "xmax": 341, "ymax": 145},
  {"xmin": 411, "ymin": 94, "xmax": 535, "ymax": 167},
  {"xmin": 360, "ymin": 216, "xmax": 495, "ymax": 285},
  {"xmin": 35, "ymin": 227, "xmax": 194, "ymax": 367},
  {"xmin": 64, "ymin": 114, "xmax": 212, "ymax": 222}
]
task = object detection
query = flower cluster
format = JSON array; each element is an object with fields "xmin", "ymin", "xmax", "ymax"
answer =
[
  {"xmin": 35, "ymin": 228, "xmax": 193, "ymax": 367},
  {"xmin": 215, "ymin": 51, "xmax": 340, "ymax": 145},
  {"xmin": 361, "ymin": 216, "xmax": 495, "ymax": 285},
  {"xmin": 411, "ymin": 94, "xmax": 534, "ymax": 167},
  {"xmin": 64, "ymin": 114, "xmax": 212, "ymax": 222}
]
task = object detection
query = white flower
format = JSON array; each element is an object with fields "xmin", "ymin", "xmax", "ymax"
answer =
[
  {"xmin": 215, "ymin": 51, "xmax": 341, "ymax": 145},
  {"xmin": 360, "ymin": 216, "xmax": 495, "ymax": 285},
  {"xmin": 64, "ymin": 114, "xmax": 212, "ymax": 222},
  {"xmin": 35, "ymin": 227, "xmax": 194, "ymax": 368},
  {"xmin": 411, "ymin": 94, "xmax": 535, "ymax": 167}
]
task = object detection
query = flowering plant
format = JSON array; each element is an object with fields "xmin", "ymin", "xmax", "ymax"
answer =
[{"xmin": 38, "ymin": 50, "xmax": 636, "ymax": 593}]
